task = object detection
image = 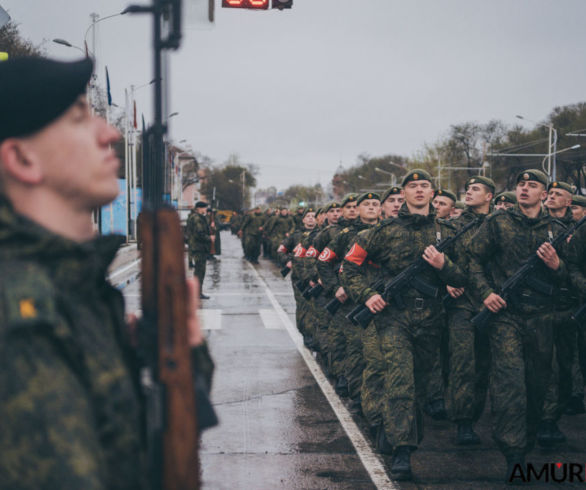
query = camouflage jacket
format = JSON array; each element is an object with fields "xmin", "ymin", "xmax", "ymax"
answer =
[
  {"xmin": 277, "ymin": 229, "xmax": 305, "ymax": 280},
  {"xmin": 292, "ymin": 227, "xmax": 321, "ymax": 283},
  {"xmin": 317, "ymin": 219, "xmax": 373, "ymax": 295},
  {"xmin": 186, "ymin": 211, "xmax": 211, "ymax": 254},
  {"xmin": 240, "ymin": 213, "xmax": 265, "ymax": 236},
  {"xmin": 444, "ymin": 207, "xmax": 490, "ymax": 311},
  {"xmin": 467, "ymin": 204, "xmax": 569, "ymax": 313},
  {"xmin": 341, "ymin": 205, "xmax": 465, "ymax": 305},
  {"xmin": 268, "ymin": 215, "xmax": 295, "ymax": 238},
  {"xmin": 0, "ymin": 197, "xmax": 215, "ymax": 490}
]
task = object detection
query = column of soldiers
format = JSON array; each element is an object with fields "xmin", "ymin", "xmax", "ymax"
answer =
[{"xmin": 267, "ymin": 169, "xmax": 586, "ymax": 483}]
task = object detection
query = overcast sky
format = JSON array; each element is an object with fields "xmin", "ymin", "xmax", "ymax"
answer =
[{"xmin": 3, "ymin": 0, "xmax": 586, "ymax": 190}]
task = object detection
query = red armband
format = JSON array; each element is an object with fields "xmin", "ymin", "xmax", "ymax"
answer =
[
  {"xmin": 306, "ymin": 246, "xmax": 318, "ymax": 258},
  {"xmin": 318, "ymin": 247, "xmax": 337, "ymax": 263},
  {"xmin": 277, "ymin": 244, "xmax": 287, "ymax": 253},
  {"xmin": 345, "ymin": 243, "xmax": 368, "ymax": 266}
]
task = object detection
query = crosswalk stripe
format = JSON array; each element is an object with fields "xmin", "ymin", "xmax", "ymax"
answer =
[{"xmin": 198, "ymin": 309, "xmax": 222, "ymax": 330}]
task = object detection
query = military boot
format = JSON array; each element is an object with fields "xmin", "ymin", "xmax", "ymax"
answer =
[
  {"xmin": 455, "ymin": 421, "xmax": 481, "ymax": 445},
  {"xmin": 390, "ymin": 446, "xmax": 412, "ymax": 481},
  {"xmin": 375, "ymin": 423, "xmax": 393, "ymax": 455},
  {"xmin": 505, "ymin": 452, "xmax": 526, "ymax": 486},
  {"xmin": 335, "ymin": 375, "xmax": 349, "ymax": 397},
  {"xmin": 549, "ymin": 421, "xmax": 567, "ymax": 444},
  {"xmin": 425, "ymin": 399, "xmax": 447, "ymax": 420},
  {"xmin": 536, "ymin": 420, "xmax": 553, "ymax": 447}
]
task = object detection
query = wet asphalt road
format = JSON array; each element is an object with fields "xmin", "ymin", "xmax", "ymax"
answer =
[{"xmin": 118, "ymin": 232, "xmax": 586, "ymax": 489}]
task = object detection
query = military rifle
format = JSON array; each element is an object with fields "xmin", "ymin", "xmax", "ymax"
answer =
[
  {"xmin": 472, "ymin": 215, "xmax": 586, "ymax": 330},
  {"xmin": 280, "ymin": 264, "xmax": 291, "ymax": 277},
  {"xmin": 303, "ymin": 282, "xmax": 324, "ymax": 299},
  {"xmin": 128, "ymin": 0, "xmax": 201, "ymax": 488},
  {"xmin": 352, "ymin": 219, "xmax": 477, "ymax": 329}
]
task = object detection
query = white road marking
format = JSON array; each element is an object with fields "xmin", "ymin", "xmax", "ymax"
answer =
[
  {"xmin": 198, "ymin": 309, "xmax": 222, "ymax": 330},
  {"xmin": 246, "ymin": 263, "xmax": 396, "ymax": 490},
  {"xmin": 259, "ymin": 308, "xmax": 285, "ymax": 330}
]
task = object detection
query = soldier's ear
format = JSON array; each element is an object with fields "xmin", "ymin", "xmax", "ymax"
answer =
[{"xmin": 0, "ymin": 138, "xmax": 43, "ymax": 186}]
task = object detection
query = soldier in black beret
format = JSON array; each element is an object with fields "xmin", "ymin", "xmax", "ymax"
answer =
[
  {"xmin": 432, "ymin": 189, "xmax": 457, "ymax": 219},
  {"xmin": 381, "ymin": 186, "xmax": 404, "ymax": 218},
  {"xmin": 494, "ymin": 191, "xmax": 516, "ymax": 211},
  {"xmin": 545, "ymin": 181, "xmax": 574, "ymax": 221},
  {"xmin": 0, "ymin": 58, "xmax": 215, "ymax": 489},
  {"xmin": 570, "ymin": 195, "xmax": 586, "ymax": 221}
]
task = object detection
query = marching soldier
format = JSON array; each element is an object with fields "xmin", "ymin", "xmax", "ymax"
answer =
[
  {"xmin": 570, "ymin": 194, "xmax": 586, "ymax": 221},
  {"xmin": 494, "ymin": 191, "xmax": 516, "ymax": 210},
  {"xmin": 380, "ymin": 186, "xmax": 404, "ymax": 219},
  {"xmin": 238, "ymin": 205, "xmax": 264, "ymax": 263},
  {"xmin": 186, "ymin": 201, "xmax": 213, "ymax": 299},
  {"xmin": 341, "ymin": 170, "xmax": 466, "ymax": 480},
  {"xmin": 467, "ymin": 169, "xmax": 569, "ymax": 481},
  {"xmin": 432, "ymin": 189, "xmax": 457, "ymax": 219},
  {"xmin": 445, "ymin": 176, "xmax": 495, "ymax": 445}
]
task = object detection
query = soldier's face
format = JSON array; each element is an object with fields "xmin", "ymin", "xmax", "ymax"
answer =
[
  {"xmin": 465, "ymin": 184, "xmax": 492, "ymax": 207},
  {"xmin": 545, "ymin": 188, "xmax": 572, "ymax": 211},
  {"xmin": 280, "ymin": 209, "xmax": 288, "ymax": 216},
  {"xmin": 358, "ymin": 199, "xmax": 381, "ymax": 221},
  {"xmin": 405, "ymin": 181, "xmax": 434, "ymax": 210},
  {"xmin": 382, "ymin": 194, "xmax": 404, "ymax": 218},
  {"xmin": 14, "ymin": 96, "xmax": 120, "ymax": 209},
  {"xmin": 327, "ymin": 208, "xmax": 340, "ymax": 223},
  {"xmin": 432, "ymin": 196, "xmax": 454, "ymax": 218},
  {"xmin": 516, "ymin": 180, "xmax": 547, "ymax": 207},
  {"xmin": 342, "ymin": 201, "xmax": 358, "ymax": 220},
  {"xmin": 495, "ymin": 201, "xmax": 514, "ymax": 211},
  {"xmin": 303, "ymin": 212, "xmax": 316, "ymax": 228},
  {"xmin": 571, "ymin": 205, "xmax": 586, "ymax": 221}
]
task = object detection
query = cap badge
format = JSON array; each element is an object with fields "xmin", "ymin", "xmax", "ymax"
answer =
[
  {"xmin": 552, "ymin": 182, "xmax": 558, "ymax": 187},
  {"xmin": 470, "ymin": 178, "xmax": 476, "ymax": 184},
  {"xmin": 413, "ymin": 173, "xmax": 419, "ymax": 180},
  {"xmin": 523, "ymin": 173, "xmax": 530, "ymax": 180}
]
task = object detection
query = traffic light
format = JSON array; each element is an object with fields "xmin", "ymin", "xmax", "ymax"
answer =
[
  {"xmin": 272, "ymin": 0, "xmax": 292, "ymax": 9},
  {"xmin": 222, "ymin": 0, "xmax": 269, "ymax": 9}
]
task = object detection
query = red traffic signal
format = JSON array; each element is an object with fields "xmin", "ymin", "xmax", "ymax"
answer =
[
  {"xmin": 272, "ymin": 0, "xmax": 292, "ymax": 9},
  {"xmin": 222, "ymin": 0, "xmax": 269, "ymax": 9}
]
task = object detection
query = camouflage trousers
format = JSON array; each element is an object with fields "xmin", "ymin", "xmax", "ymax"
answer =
[
  {"xmin": 243, "ymin": 234, "xmax": 261, "ymax": 261},
  {"xmin": 542, "ymin": 310, "xmax": 582, "ymax": 420},
  {"xmin": 344, "ymin": 322, "xmax": 366, "ymax": 401},
  {"xmin": 376, "ymin": 301, "xmax": 444, "ymax": 448},
  {"xmin": 446, "ymin": 307, "xmax": 490, "ymax": 422},
  {"xmin": 191, "ymin": 252, "xmax": 207, "ymax": 289},
  {"xmin": 327, "ymin": 302, "xmax": 353, "ymax": 379},
  {"xmin": 293, "ymin": 284, "xmax": 311, "ymax": 338},
  {"xmin": 361, "ymin": 321, "xmax": 385, "ymax": 428},
  {"xmin": 489, "ymin": 310, "xmax": 554, "ymax": 458},
  {"xmin": 426, "ymin": 317, "xmax": 448, "ymax": 405},
  {"xmin": 312, "ymin": 295, "xmax": 331, "ymax": 357}
]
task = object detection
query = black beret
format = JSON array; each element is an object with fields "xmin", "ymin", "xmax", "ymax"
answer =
[
  {"xmin": 402, "ymin": 169, "xmax": 434, "ymax": 186},
  {"xmin": 516, "ymin": 169, "xmax": 548, "ymax": 187},
  {"xmin": 465, "ymin": 176, "xmax": 496, "ymax": 193},
  {"xmin": 572, "ymin": 195, "xmax": 586, "ymax": 207},
  {"xmin": 494, "ymin": 191, "xmax": 517, "ymax": 204},
  {"xmin": 434, "ymin": 189, "xmax": 457, "ymax": 202},
  {"xmin": 454, "ymin": 201, "xmax": 466, "ymax": 210},
  {"xmin": 381, "ymin": 186, "xmax": 402, "ymax": 202},
  {"xmin": 341, "ymin": 193, "xmax": 358, "ymax": 207},
  {"xmin": 195, "ymin": 201, "xmax": 208, "ymax": 208},
  {"xmin": 547, "ymin": 181, "xmax": 574, "ymax": 193},
  {"xmin": 0, "ymin": 57, "xmax": 94, "ymax": 142},
  {"xmin": 329, "ymin": 202, "xmax": 341, "ymax": 209},
  {"xmin": 303, "ymin": 207, "xmax": 316, "ymax": 217},
  {"xmin": 357, "ymin": 192, "xmax": 380, "ymax": 205}
]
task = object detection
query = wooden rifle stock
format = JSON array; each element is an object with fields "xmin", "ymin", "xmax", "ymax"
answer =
[{"xmin": 140, "ymin": 208, "xmax": 200, "ymax": 490}]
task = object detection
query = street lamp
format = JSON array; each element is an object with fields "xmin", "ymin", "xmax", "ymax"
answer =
[
  {"xmin": 52, "ymin": 38, "xmax": 85, "ymax": 54},
  {"xmin": 515, "ymin": 114, "xmax": 558, "ymax": 179},
  {"xmin": 168, "ymin": 112, "xmax": 179, "ymax": 119},
  {"xmin": 488, "ymin": 144, "xmax": 580, "ymax": 175}
]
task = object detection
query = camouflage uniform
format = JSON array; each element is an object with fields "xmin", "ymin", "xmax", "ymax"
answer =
[
  {"xmin": 269, "ymin": 214, "xmax": 295, "ymax": 258},
  {"xmin": 342, "ymin": 205, "xmax": 465, "ymax": 449},
  {"xmin": 445, "ymin": 207, "xmax": 491, "ymax": 424},
  {"xmin": 0, "ymin": 197, "xmax": 215, "ymax": 490},
  {"xmin": 323, "ymin": 220, "xmax": 374, "ymax": 401},
  {"xmin": 239, "ymin": 211, "xmax": 265, "ymax": 262},
  {"xmin": 467, "ymin": 205, "xmax": 568, "ymax": 459},
  {"xmin": 186, "ymin": 210, "xmax": 211, "ymax": 287}
]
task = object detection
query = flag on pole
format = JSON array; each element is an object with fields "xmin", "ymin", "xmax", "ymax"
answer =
[{"xmin": 105, "ymin": 66, "xmax": 112, "ymax": 106}]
